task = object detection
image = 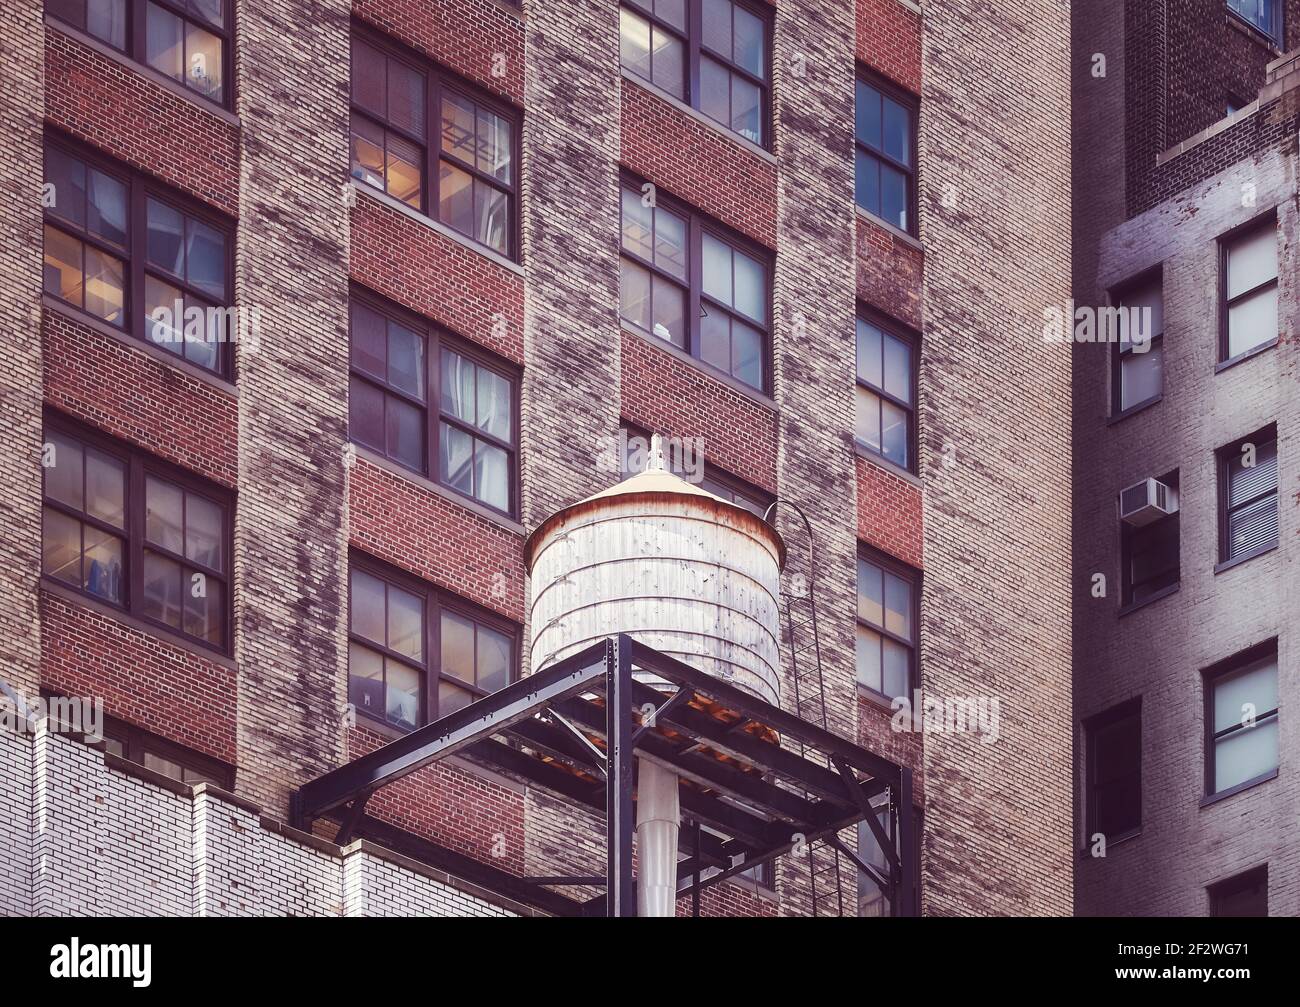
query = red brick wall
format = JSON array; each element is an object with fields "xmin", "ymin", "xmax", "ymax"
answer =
[
  {"xmin": 44, "ymin": 26, "xmax": 240, "ymax": 216},
  {"xmin": 42, "ymin": 312, "xmax": 239, "ymax": 488},
  {"xmin": 856, "ymin": 455, "xmax": 923, "ymax": 568},
  {"xmin": 40, "ymin": 590, "xmax": 237, "ymax": 764},
  {"xmin": 350, "ymin": 197, "xmax": 524, "ymax": 364},
  {"xmin": 856, "ymin": 214, "xmax": 923, "ymax": 328},
  {"xmin": 856, "ymin": 0, "xmax": 922, "ymax": 93},
  {"xmin": 348, "ymin": 456, "xmax": 525, "ymax": 621},
  {"xmin": 353, "ymin": 1, "xmax": 525, "ymax": 104},
  {"xmin": 620, "ymin": 330, "xmax": 779, "ymax": 491},
  {"xmin": 620, "ymin": 81, "xmax": 778, "ymax": 247}
]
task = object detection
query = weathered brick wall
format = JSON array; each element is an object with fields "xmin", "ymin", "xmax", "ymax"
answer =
[
  {"xmin": 856, "ymin": 214, "xmax": 923, "ymax": 328},
  {"xmin": 919, "ymin": 0, "xmax": 1074, "ymax": 915}
]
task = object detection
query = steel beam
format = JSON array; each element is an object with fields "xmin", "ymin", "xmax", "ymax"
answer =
[{"xmin": 607, "ymin": 635, "xmax": 636, "ymax": 916}]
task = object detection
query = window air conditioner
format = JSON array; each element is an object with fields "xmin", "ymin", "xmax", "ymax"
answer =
[{"xmin": 1119, "ymin": 477, "xmax": 1178, "ymax": 527}]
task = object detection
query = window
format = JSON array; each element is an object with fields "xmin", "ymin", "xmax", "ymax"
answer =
[
  {"xmin": 42, "ymin": 419, "xmax": 232, "ymax": 652},
  {"xmin": 855, "ymin": 73, "xmax": 916, "ymax": 233},
  {"xmin": 619, "ymin": 182, "xmax": 771, "ymax": 391},
  {"xmin": 1111, "ymin": 272, "xmax": 1164, "ymax": 414},
  {"xmin": 43, "ymin": 138, "xmax": 234, "ymax": 376},
  {"xmin": 349, "ymin": 295, "xmax": 518, "ymax": 516},
  {"xmin": 1085, "ymin": 700, "xmax": 1141, "ymax": 841},
  {"xmin": 348, "ymin": 556, "xmax": 518, "ymax": 731},
  {"xmin": 350, "ymin": 32, "xmax": 519, "ymax": 258},
  {"xmin": 1218, "ymin": 427, "xmax": 1278, "ymax": 565},
  {"xmin": 1209, "ymin": 865, "xmax": 1268, "ymax": 917},
  {"xmin": 855, "ymin": 549, "xmax": 916, "ymax": 702},
  {"xmin": 1120, "ymin": 471, "xmax": 1179, "ymax": 608},
  {"xmin": 1205, "ymin": 644, "xmax": 1278, "ymax": 797},
  {"xmin": 619, "ymin": 0, "xmax": 771, "ymax": 147},
  {"xmin": 48, "ymin": 1, "xmax": 231, "ymax": 107},
  {"xmin": 1227, "ymin": 0, "xmax": 1282, "ymax": 44},
  {"xmin": 1221, "ymin": 217, "xmax": 1278, "ymax": 361},
  {"xmin": 99, "ymin": 716, "xmax": 233, "ymax": 787},
  {"xmin": 618, "ymin": 423, "xmax": 772, "ymax": 517},
  {"xmin": 856, "ymin": 795, "xmax": 892, "ymax": 916},
  {"xmin": 855, "ymin": 314, "xmax": 916, "ymax": 470}
]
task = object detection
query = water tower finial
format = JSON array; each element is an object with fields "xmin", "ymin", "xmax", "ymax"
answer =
[{"xmin": 648, "ymin": 432, "xmax": 667, "ymax": 472}]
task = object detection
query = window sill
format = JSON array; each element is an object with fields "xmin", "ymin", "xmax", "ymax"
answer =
[
  {"xmin": 39, "ymin": 578, "xmax": 237, "ymax": 670},
  {"xmin": 1200, "ymin": 769, "xmax": 1278, "ymax": 809},
  {"xmin": 351, "ymin": 182, "xmax": 525, "ymax": 277},
  {"xmin": 1214, "ymin": 541, "xmax": 1278, "ymax": 575},
  {"xmin": 351, "ymin": 444, "xmax": 527, "ymax": 536},
  {"xmin": 620, "ymin": 323, "xmax": 778, "ymax": 412},
  {"xmin": 1078, "ymin": 827, "xmax": 1141, "ymax": 860},
  {"xmin": 1117, "ymin": 582, "xmax": 1179, "ymax": 618},
  {"xmin": 1223, "ymin": 12, "xmax": 1284, "ymax": 56},
  {"xmin": 1216, "ymin": 337, "xmax": 1279, "ymax": 374},
  {"xmin": 854, "ymin": 442, "xmax": 922, "ymax": 487},
  {"xmin": 854, "ymin": 205, "xmax": 923, "ymax": 252},
  {"xmin": 619, "ymin": 70, "xmax": 777, "ymax": 165},
  {"xmin": 857, "ymin": 683, "xmax": 904, "ymax": 714},
  {"xmin": 43, "ymin": 296, "xmax": 240, "ymax": 397},
  {"xmin": 46, "ymin": 15, "xmax": 241, "ymax": 127},
  {"xmin": 1107, "ymin": 394, "xmax": 1162, "ymax": 426}
]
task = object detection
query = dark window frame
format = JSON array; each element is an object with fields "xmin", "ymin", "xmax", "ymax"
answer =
[
  {"xmin": 619, "ymin": 0, "xmax": 774, "ymax": 149},
  {"xmin": 1209, "ymin": 864, "xmax": 1268, "ymax": 917},
  {"xmin": 48, "ymin": 0, "xmax": 236, "ymax": 110},
  {"xmin": 349, "ymin": 24, "xmax": 523, "ymax": 262},
  {"xmin": 1203, "ymin": 640, "xmax": 1279, "ymax": 800},
  {"xmin": 41, "ymin": 412, "xmax": 234, "ymax": 655},
  {"xmin": 854, "ymin": 543, "xmax": 920, "ymax": 703},
  {"xmin": 1109, "ymin": 267, "xmax": 1164, "ymax": 418},
  {"xmin": 854, "ymin": 66, "xmax": 919, "ymax": 236},
  {"xmin": 348, "ymin": 551, "xmax": 520, "ymax": 733},
  {"xmin": 1083, "ymin": 698, "xmax": 1142, "ymax": 844},
  {"xmin": 100, "ymin": 714, "xmax": 234, "ymax": 787},
  {"xmin": 1218, "ymin": 213, "xmax": 1279, "ymax": 364},
  {"xmin": 1118, "ymin": 470, "xmax": 1180, "ymax": 610},
  {"xmin": 1216, "ymin": 425, "xmax": 1278, "ymax": 566},
  {"xmin": 618, "ymin": 174, "xmax": 774, "ymax": 393},
  {"xmin": 348, "ymin": 288, "xmax": 521, "ymax": 518},
  {"xmin": 855, "ymin": 306, "xmax": 919, "ymax": 473},
  {"xmin": 1226, "ymin": 0, "xmax": 1283, "ymax": 46},
  {"xmin": 43, "ymin": 132, "xmax": 237, "ymax": 379}
]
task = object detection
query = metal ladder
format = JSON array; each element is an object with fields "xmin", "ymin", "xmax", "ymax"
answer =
[{"xmin": 764, "ymin": 501, "xmax": 847, "ymax": 918}]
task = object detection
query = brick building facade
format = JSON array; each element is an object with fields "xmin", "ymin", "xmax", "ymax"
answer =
[{"xmin": 2, "ymin": 0, "xmax": 1075, "ymax": 916}]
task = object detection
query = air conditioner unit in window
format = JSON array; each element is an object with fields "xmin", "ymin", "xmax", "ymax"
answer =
[{"xmin": 1119, "ymin": 477, "xmax": 1178, "ymax": 527}]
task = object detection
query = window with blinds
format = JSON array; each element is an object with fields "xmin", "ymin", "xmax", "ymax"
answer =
[{"xmin": 1219, "ymin": 428, "xmax": 1278, "ymax": 565}]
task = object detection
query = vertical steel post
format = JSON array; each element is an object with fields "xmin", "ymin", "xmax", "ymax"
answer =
[
  {"xmin": 606, "ymin": 636, "xmax": 637, "ymax": 916},
  {"xmin": 897, "ymin": 766, "xmax": 918, "ymax": 917}
]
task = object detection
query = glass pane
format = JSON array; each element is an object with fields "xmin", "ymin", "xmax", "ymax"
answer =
[
  {"xmin": 87, "ymin": 0, "xmax": 127, "ymax": 48},
  {"xmin": 476, "ymin": 367, "xmax": 511, "ymax": 440},
  {"xmin": 701, "ymin": 0, "xmax": 732, "ymax": 57},
  {"xmin": 475, "ymin": 439, "xmax": 509, "ymax": 510},
  {"xmin": 348, "ymin": 642, "xmax": 384, "ymax": 720},
  {"xmin": 1227, "ymin": 225, "xmax": 1277, "ymax": 299},
  {"xmin": 142, "ymin": 550, "xmax": 182, "ymax": 628},
  {"xmin": 386, "ymin": 133, "xmax": 423, "ymax": 209},
  {"xmin": 186, "ymin": 218, "xmax": 226, "ymax": 299},
  {"xmin": 700, "ymin": 57, "xmax": 730, "ymax": 130},
  {"xmin": 441, "ymin": 611, "xmax": 475, "ymax": 682},
  {"xmin": 84, "ymin": 449, "xmax": 125, "ymax": 529},
  {"xmin": 1214, "ymin": 660, "xmax": 1278, "ymax": 733},
  {"xmin": 855, "ymin": 81, "xmax": 881, "ymax": 148},
  {"xmin": 351, "ymin": 303, "xmax": 386, "ymax": 380},
  {"xmin": 1227, "ymin": 439, "xmax": 1277, "ymax": 507},
  {"xmin": 43, "ymin": 225, "xmax": 84, "ymax": 307},
  {"xmin": 734, "ymin": 6, "xmax": 764, "ymax": 77},
  {"xmin": 855, "ymin": 625, "xmax": 881, "ymax": 692},
  {"xmin": 881, "ymin": 163, "xmax": 908, "ymax": 232},
  {"xmin": 732, "ymin": 320, "xmax": 763, "ymax": 389},
  {"xmin": 882, "ymin": 96, "xmax": 911, "ymax": 166},
  {"xmin": 477, "ymin": 110, "xmax": 511, "ymax": 184},
  {"xmin": 46, "ymin": 147, "xmax": 86, "ymax": 228},
  {"xmin": 621, "ymin": 187, "xmax": 653, "ymax": 260},
  {"xmin": 731, "ymin": 74, "xmax": 761, "ymax": 144},
  {"xmin": 883, "ymin": 637, "xmax": 909, "ymax": 699},
  {"xmin": 438, "ymin": 161, "xmax": 474, "ymax": 237},
  {"xmin": 1118, "ymin": 278, "xmax": 1163, "ymax": 343},
  {"xmin": 440, "ymin": 422, "xmax": 474, "ymax": 494},
  {"xmin": 651, "ymin": 27, "xmax": 685, "ymax": 99},
  {"xmin": 883, "ymin": 333, "xmax": 911, "ymax": 402},
  {"xmin": 84, "ymin": 246, "xmax": 125, "ymax": 325},
  {"xmin": 473, "ymin": 181, "xmax": 508, "ymax": 253},
  {"xmin": 190, "ymin": 0, "xmax": 223, "ymax": 28},
  {"xmin": 349, "ymin": 376, "xmax": 385, "ymax": 452},
  {"xmin": 185, "ymin": 493, "xmax": 222, "ymax": 570},
  {"xmin": 145, "ymin": 2, "xmax": 184, "ymax": 81},
  {"xmin": 1215, "ymin": 720, "xmax": 1278, "ymax": 792},
  {"xmin": 185, "ymin": 23, "xmax": 223, "ymax": 101},
  {"xmin": 699, "ymin": 308, "xmax": 730, "ymax": 373},
  {"xmin": 855, "ymin": 149, "xmax": 880, "ymax": 215},
  {"xmin": 87, "ymin": 169, "xmax": 127, "ymax": 245},
  {"xmin": 144, "ymin": 752, "xmax": 185, "ymax": 781},
  {"xmin": 1226, "ymin": 286, "xmax": 1276, "ymax": 358},
  {"xmin": 182, "ymin": 297, "xmax": 220, "ymax": 371},
  {"xmin": 182, "ymin": 571, "xmax": 222, "ymax": 644},
  {"xmin": 441, "ymin": 93, "xmax": 475, "ymax": 162},
  {"xmin": 44, "ymin": 432, "xmax": 83, "ymax": 510},
  {"xmin": 351, "ymin": 39, "xmax": 385, "ymax": 116},
  {"xmin": 656, "ymin": 0, "xmax": 686, "ymax": 30},
  {"xmin": 387, "ymin": 395, "xmax": 424, "ymax": 471},
  {"xmin": 477, "ymin": 625, "xmax": 511, "ymax": 692},
  {"xmin": 350, "ymin": 569, "xmax": 386, "ymax": 643},
  {"xmin": 441, "ymin": 349, "xmax": 475, "ymax": 423},
  {"xmin": 147, "ymin": 199, "xmax": 185, "ymax": 275},
  {"xmin": 350, "ymin": 116, "xmax": 385, "ymax": 190},
  {"xmin": 857, "ymin": 558, "xmax": 883, "ymax": 624},
  {"xmin": 387, "ymin": 321, "xmax": 424, "ymax": 399},
  {"xmin": 702, "ymin": 232, "xmax": 733, "ymax": 306},
  {"xmin": 145, "ymin": 476, "xmax": 184, "ymax": 553},
  {"xmin": 654, "ymin": 207, "xmax": 687, "ymax": 279},
  {"xmin": 733, "ymin": 250, "xmax": 764, "ymax": 322},
  {"xmin": 1227, "ymin": 496, "xmax": 1278, "ymax": 558},
  {"xmin": 387, "ymin": 58, "xmax": 425, "ymax": 136},
  {"xmin": 388, "ymin": 587, "xmax": 424, "ymax": 661},
  {"xmin": 620, "ymin": 258, "xmax": 651, "ymax": 330},
  {"xmin": 42, "ymin": 508, "xmax": 82, "ymax": 586},
  {"xmin": 1120, "ymin": 344, "xmax": 1162, "ymax": 409},
  {"xmin": 386, "ymin": 660, "xmax": 420, "ymax": 730},
  {"xmin": 881, "ymin": 400, "xmax": 908, "ymax": 467},
  {"xmin": 856, "ymin": 319, "xmax": 882, "ymax": 386},
  {"xmin": 651, "ymin": 274, "xmax": 685, "ymax": 348},
  {"xmin": 856, "ymin": 386, "xmax": 881, "ymax": 450},
  {"xmin": 438, "ymin": 680, "xmax": 473, "ymax": 717},
  {"xmin": 144, "ymin": 275, "xmax": 183, "ymax": 350},
  {"xmin": 884, "ymin": 571, "xmax": 911, "ymax": 639}
]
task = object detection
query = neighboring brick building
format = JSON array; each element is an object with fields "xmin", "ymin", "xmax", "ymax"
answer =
[
  {"xmin": 1074, "ymin": 1, "xmax": 1299, "ymax": 915},
  {"xmin": 1, "ymin": 0, "xmax": 1075, "ymax": 916}
]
